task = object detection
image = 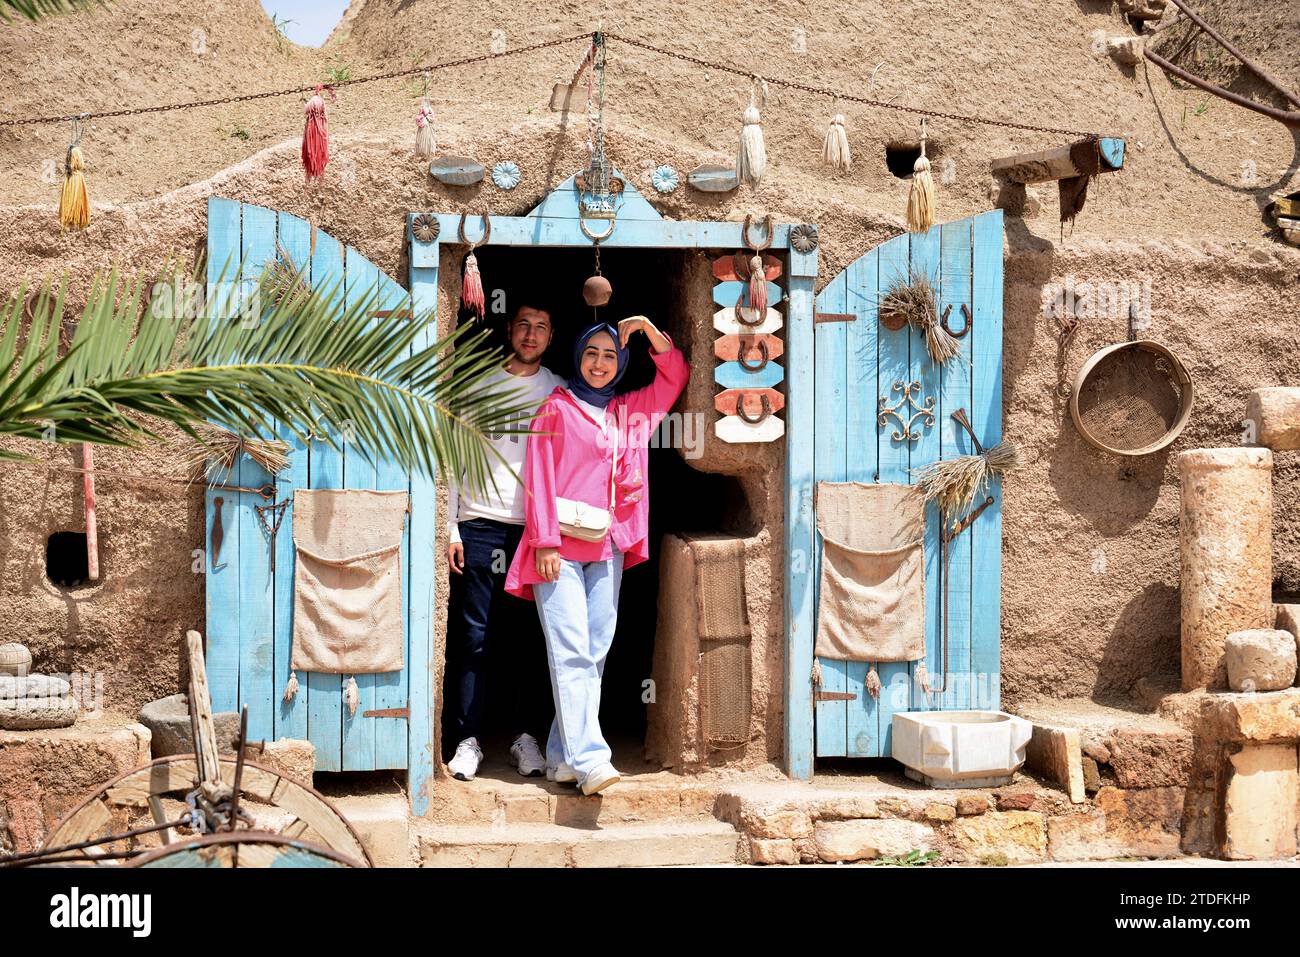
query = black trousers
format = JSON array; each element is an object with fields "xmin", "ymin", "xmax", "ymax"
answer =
[{"xmin": 445, "ymin": 517, "xmax": 553, "ymax": 747}]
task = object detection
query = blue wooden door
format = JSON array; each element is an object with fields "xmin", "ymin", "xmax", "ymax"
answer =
[
  {"xmin": 812, "ymin": 211, "xmax": 1003, "ymax": 758},
  {"xmin": 204, "ymin": 197, "xmax": 435, "ymax": 811}
]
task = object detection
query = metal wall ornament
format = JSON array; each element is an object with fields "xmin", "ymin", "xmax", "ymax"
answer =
[
  {"xmin": 410, "ymin": 212, "xmax": 439, "ymax": 243},
  {"xmin": 491, "ymin": 161, "xmax": 521, "ymax": 190},
  {"xmin": 790, "ymin": 223, "xmax": 819, "ymax": 253},
  {"xmin": 879, "ymin": 380, "xmax": 936, "ymax": 443},
  {"xmin": 651, "ymin": 165, "xmax": 679, "ymax": 194}
]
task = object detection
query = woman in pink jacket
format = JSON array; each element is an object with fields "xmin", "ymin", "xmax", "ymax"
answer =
[{"xmin": 505, "ymin": 316, "xmax": 688, "ymax": 795}]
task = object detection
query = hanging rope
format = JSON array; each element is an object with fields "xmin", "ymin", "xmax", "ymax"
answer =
[{"xmin": 0, "ymin": 31, "xmax": 1112, "ymax": 139}]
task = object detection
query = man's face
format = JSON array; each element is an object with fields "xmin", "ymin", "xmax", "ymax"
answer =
[{"xmin": 510, "ymin": 307, "xmax": 552, "ymax": 364}]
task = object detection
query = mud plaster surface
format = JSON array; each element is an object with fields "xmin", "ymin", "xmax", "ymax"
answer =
[{"xmin": 0, "ymin": 1, "xmax": 1299, "ymax": 766}]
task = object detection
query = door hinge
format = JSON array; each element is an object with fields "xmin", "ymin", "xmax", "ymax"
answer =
[
  {"xmin": 362, "ymin": 706, "xmax": 409, "ymax": 718},
  {"xmin": 814, "ymin": 311, "xmax": 855, "ymax": 324},
  {"xmin": 814, "ymin": 691, "xmax": 857, "ymax": 702}
]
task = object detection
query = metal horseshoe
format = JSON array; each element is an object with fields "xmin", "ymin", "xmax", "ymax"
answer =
[
  {"xmin": 736, "ymin": 392, "xmax": 772, "ymax": 424},
  {"xmin": 737, "ymin": 338, "xmax": 770, "ymax": 372},
  {"xmin": 734, "ymin": 300, "xmax": 765, "ymax": 327},
  {"xmin": 941, "ymin": 303, "xmax": 971, "ymax": 339},
  {"xmin": 457, "ymin": 209, "xmax": 492, "ymax": 248},
  {"xmin": 742, "ymin": 213, "xmax": 774, "ymax": 252},
  {"xmin": 578, "ymin": 217, "xmax": 617, "ymax": 242}
]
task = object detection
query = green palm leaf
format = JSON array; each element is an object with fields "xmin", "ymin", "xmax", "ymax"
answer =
[
  {"xmin": 0, "ymin": 0, "xmax": 99, "ymax": 23},
  {"xmin": 1, "ymin": 261, "xmax": 543, "ymax": 495}
]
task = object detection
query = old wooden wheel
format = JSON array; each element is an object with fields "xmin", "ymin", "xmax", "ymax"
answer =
[
  {"xmin": 127, "ymin": 831, "xmax": 361, "ymax": 869},
  {"xmin": 39, "ymin": 754, "xmax": 373, "ymax": 867}
]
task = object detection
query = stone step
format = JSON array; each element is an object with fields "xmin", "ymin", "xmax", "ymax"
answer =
[{"xmin": 415, "ymin": 819, "xmax": 742, "ymax": 868}]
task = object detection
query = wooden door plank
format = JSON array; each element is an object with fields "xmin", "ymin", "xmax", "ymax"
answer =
[
  {"xmin": 274, "ymin": 211, "xmax": 313, "ymax": 742},
  {"xmin": 373, "ymin": 271, "xmax": 412, "ymax": 771},
  {"xmin": 873, "ymin": 231, "xmax": 914, "ymax": 758},
  {"xmin": 406, "ymin": 229, "xmax": 440, "ymax": 813},
  {"xmin": 843, "ymin": 247, "xmax": 881, "ymax": 757},
  {"xmin": 204, "ymin": 197, "xmax": 243, "ymax": 715},
  {"xmin": 812, "ymin": 265, "xmax": 848, "ymax": 757},
  {"xmin": 237, "ymin": 203, "xmax": 278, "ymax": 744},
  {"xmin": 341, "ymin": 251, "xmax": 380, "ymax": 772},
  {"xmin": 713, "ymin": 388, "xmax": 784, "ymax": 416},
  {"xmin": 937, "ymin": 220, "xmax": 975, "ymax": 712},
  {"xmin": 908, "ymin": 225, "xmax": 942, "ymax": 737},
  {"xmin": 970, "ymin": 211, "xmax": 1005, "ymax": 711},
  {"xmin": 713, "ymin": 415, "xmax": 785, "ymax": 443},
  {"xmin": 306, "ymin": 229, "xmax": 345, "ymax": 773}
]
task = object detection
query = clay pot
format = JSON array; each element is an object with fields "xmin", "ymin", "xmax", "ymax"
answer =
[{"xmin": 583, "ymin": 275, "xmax": 612, "ymax": 307}]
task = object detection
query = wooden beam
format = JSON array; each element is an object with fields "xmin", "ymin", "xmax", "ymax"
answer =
[{"xmin": 990, "ymin": 138, "xmax": 1125, "ymax": 184}]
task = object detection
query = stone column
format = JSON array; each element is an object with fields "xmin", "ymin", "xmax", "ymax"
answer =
[{"xmin": 1178, "ymin": 448, "xmax": 1273, "ymax": 691}]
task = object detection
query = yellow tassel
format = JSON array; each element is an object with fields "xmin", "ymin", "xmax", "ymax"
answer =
[
  {"xmin": 906, "ymin": 122, "xmax": 935, "ymax": 233},
  {"xmin": 58, "ymin": 145, "xmax": 90, "ymax": 230},
  {"xmin": 823, "ymin": 113, "xmax": 851, "ymax": 172}
]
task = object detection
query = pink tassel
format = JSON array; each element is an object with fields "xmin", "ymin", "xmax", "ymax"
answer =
[
  {"xmin": 302, "ymin": 85, "xmax": 335, "ymax": 181},
  {"xmin": 865, "ymin": 666, "xmax": 881, "ymax": 699},
  {"xmin": 747, "ymin": 253, "xmax": 767, "ymax": 316},
  {"xmin": 462, "ymin": 251, "xmax": 485, "ymax": 320}
]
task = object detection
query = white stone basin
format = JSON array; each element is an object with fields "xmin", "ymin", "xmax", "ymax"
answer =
[{"xmin": 891, "ymin": 710, "xmax": 1033, "ymax": 788}]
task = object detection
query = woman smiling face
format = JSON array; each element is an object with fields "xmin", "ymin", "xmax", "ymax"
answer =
[{"xmin": 579, "ymin": 329, "xmax": 620, "ymax": 389}]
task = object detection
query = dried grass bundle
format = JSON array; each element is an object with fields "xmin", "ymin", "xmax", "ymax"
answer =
[
  {"xmin": 261, "ymin": 239, "xmax": 312, "ymax": 308},
  {"xmin": 914, "ymin": 439, "xmax": 1020, "ymax": 523},
  {"xmin": 879, "ymin": 272, "xmax": 962, "ymax": 365},
  {"xmin": 181, "ymin": 423, "xmax": 291, "ymax": 481}
]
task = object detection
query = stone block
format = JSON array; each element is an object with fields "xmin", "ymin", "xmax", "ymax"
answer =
[
  {"xmin": 741, "ymin": 805, "xmax": 813, "ymax": 840},
  {"xmin": 996, "ymin": 790, "xmax": 1035, "ymax": 811},
  {"xmin": 1047, "ymin": 786, "xmax": 1183, "ymax": 861},
  {"xmin": 1226, "ymin": 629, "xmax": 1297, "ymax": 692},
  {"xmin": 923, "ymin": 802, "xmax": 956, "ymax": 822},
  {"xmin": 813, "ymin": 819, "xmax": 934, "ymax": 863},
  {"xmin": 250, "ymin": 738, "xmax": 315, "ymax": 789},
  {"xmin": 950, "ymin": 811, "xmax": 1047, "ymax": 864},
  {"xmin": 812, "ymin": 796, "xmax": 881, "ymax": 821},
  {"xmin": 1105, "ymin": 726, "xmax": 1192, "ymax": 788},
  {"xmin": 1245, "ymin": 388, "xmax": 1300, "ymax": 451},
  {"xmin": 1220, "ymin": 744, "xmax": 1298, "ymax": 860},
  {"xmin": 750, "ymin": 838, "xmax": 798, "ymax": 865},
  {"xmin": 138, "ymin": 693, "xmax": 240, "ymax": 758},
  {"xmin": 956, "ymin": 795, "xmax": 989, "ymax": 816},
  {"xmin": 1082, "ymin": 757, "xmax": 1102, "ymax": 794},
  {"xmin": 1025, "ymin": 723, "xmax": 1085, "ymax": 803},
  {"xmin": 1200, "ymin": 688, "xmax": 1300, "ymax": 742}
]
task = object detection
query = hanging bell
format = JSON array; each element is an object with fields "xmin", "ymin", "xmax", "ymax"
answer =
[{"xmin": 583, "ymin": 274, "xmax": 612, "ymax": 307}]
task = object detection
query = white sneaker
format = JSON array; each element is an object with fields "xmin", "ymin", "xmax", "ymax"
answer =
[
  {"xmin": 580, "ymin": 763, "xmax": 621, "ymax": 796},
  {"xmin": 448, "ymin": 737, "xmax": 483, "ymax": 781},
  {"xmin": 509, "ymin": 733, "xmax": 546, "ymax": 777},
  {"xmin": 546, "ymin": 763, "xmax": 578, "ymax": 784}
]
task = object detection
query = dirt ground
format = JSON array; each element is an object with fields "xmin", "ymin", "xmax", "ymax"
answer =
[{"xmin": 1, "ymin": 0, "xmax": 1298, "ymax": 735}]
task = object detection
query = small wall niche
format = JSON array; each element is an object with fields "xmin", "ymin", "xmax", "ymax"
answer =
[{"xmin": 46, "ymin": 531, "xmax": 92, "ymax": 589}]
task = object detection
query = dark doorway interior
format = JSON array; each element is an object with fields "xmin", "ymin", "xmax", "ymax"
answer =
[{"xmin": 439, "ymin": 245, "xmax": 736, "ymax": 764}]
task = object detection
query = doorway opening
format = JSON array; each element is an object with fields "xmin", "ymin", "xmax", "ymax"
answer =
[{"xmin": 438, "ymin": 244, "xmax": 746, "ymax": 771}]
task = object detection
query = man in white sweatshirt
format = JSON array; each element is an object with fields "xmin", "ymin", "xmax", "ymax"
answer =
[{"xmin": 445, "ymin": 302, "xmax": 565, "ymax": 781}]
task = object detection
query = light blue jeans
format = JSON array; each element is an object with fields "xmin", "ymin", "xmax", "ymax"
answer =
[{"xmin": 533, "ymin": 549, "xmax": 624, "ymax": 780}]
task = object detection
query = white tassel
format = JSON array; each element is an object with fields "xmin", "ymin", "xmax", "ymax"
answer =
[
  {"xmin": 823, "ymin": 113, "xmax": 851, "ymax": 172},
  {"xmin": 906, "ymin": 119, "xmax": 935, "ymax": 233},
  {"xmin": 415, "ymin": 98, "xmax": 437, "ymax": 158},
  {"xmin": 865, "ymin": 665, "xmax": 881, "ymax": 699},
  {"xmin": 283, "ymin": 670, "xmax": 299, "ymax": 702},
  {"xmin": 343, "ymin": 675, "xmax": 359, "ymax": 716},
  {"xmin": 737, "ymin": 77, "xmax": 767, "ymax": 188},
  {"xmin": 811, "ymin": 658, "xmax": 824, "ymax": 688},
  {"xmin": 915, "ymin": 662, "xmax": 930, "ymax": 695}
]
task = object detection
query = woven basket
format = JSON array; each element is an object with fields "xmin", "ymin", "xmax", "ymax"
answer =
[{"xmin": 1069, "ymin": 339, "xmax": 1194, "ymax": 456}]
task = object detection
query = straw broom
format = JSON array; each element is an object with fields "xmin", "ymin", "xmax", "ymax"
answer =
[
  {"xmin": 879, "ymin": 271, "xmax": 961, "ymax": 365},
  {"xmin": 914, "ymin": 409, "xmax": 1019, "ymax": 524},
  {"xmin": 181, "ymin": 423, "xmax": 291, "ymax": 481}
]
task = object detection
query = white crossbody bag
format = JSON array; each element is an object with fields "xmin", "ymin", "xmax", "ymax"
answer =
[{"xmin": 555, "ymin": 414, "xmax": 618, "ymax": 543}]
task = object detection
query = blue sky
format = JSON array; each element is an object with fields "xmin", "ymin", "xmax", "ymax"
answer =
[{"xmin": 261, "ymin": 0, "xmax": 350, "ymax": 48}]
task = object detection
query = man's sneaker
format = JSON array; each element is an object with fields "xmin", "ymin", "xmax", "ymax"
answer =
[
  {"xmin": 546, "ymin": 763, "xmax": 578, "ymax": 784},
  {"xmin": 580, "ymin": 763, "xmax": 621, "ymax": 796},
  {"xmin": 509, "ymin": 733, "xmax": 546, "ymax": 777},
  {"xmin": 448, "ymin": 737, "xmax": 483, "ymax": 781}
]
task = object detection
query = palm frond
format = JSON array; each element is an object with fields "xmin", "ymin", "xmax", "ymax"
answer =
[
  {"xmin": 1, "ymin": 261, "xmax": 542, "ymax": 494},
  {"xmin": 0, "ymin": 0, "xmax": 99, "ymax": 23}
]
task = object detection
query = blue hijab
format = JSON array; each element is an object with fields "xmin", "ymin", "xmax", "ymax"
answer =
[{"xmin": 567, "ymin": 322, "xmax": 629, "ymax": 408}]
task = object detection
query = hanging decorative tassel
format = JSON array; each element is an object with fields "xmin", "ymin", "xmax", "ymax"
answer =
[
  {"xmin": 58, "ymin": 117, "xmax": 90, "ymax": 230},
  {"xmin": 461, "ymin": 249, "xmax": 485, "ymax": 320},
  {"xmin": 746, "ymin": 251, "xmax": 767, "ymax": 316},
  {"xmin": 736, "ymin": 76, "xmax": 767, "ymax": 188},
  {"xmin": 822, "ymin": 108, "xmax": 851, "ymax": 172},
  {"xmin": 865, "ymin": 665, "xmax": 881, "ymax": 700},
  {"xmin": 301, "ymin": 84, "xmax": 335, "ymax": 182},
  {"xmin": 414, "ymin": 73, "xmax": 436, "ymax": 158},
  {"xmin": 906, "ymin": 117, "xmax": 936, "ymax": 233},
  {"xmin": 343, "ymin": 675, "xmax": 359, "ymax": 716},
  {"xmin": 283, "ymin": 669, "xmax": 299, "ymax": 702},
  {"xmin": 811, "ymin": 657, "xmax": 824, "ymax": 688},
  {"xmin": 915, "ymin": 662, "xmax": 930, "ymax": 694}
]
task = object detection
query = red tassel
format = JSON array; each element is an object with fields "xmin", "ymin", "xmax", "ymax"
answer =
[
  {"xmin": 462, "ymin": 251, "xmax": 485, "ymax": 320},
  {"xmin": 747, "ymin": 253, "xmax": 767, "ymax": 316},
  {"xmin": 302, "ymin": 85, "xmax": 335, "ymax": 181}
]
